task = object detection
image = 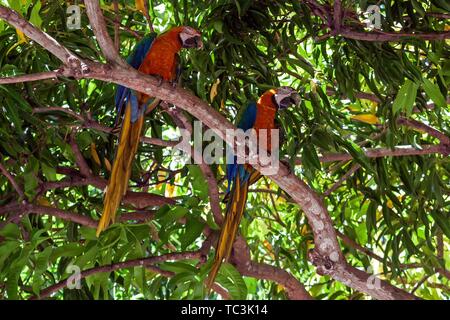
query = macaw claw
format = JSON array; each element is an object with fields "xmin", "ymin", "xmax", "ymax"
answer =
[
  {"xmin": 153, "ymin": 75, "xmax": 163, "ymax": 87},
  {"xmin": 170, "ymin": 80, "xmax": 178, "ymax": 88},
  {"xmin": 280, "ymin": 159, "xmax": 294, "ymax": 176}
]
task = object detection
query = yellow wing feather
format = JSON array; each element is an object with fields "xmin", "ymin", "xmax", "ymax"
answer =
[
  {"xmin": 96, "ymin": 104, "xmax": 145, "ymax": 236},
  {"xmin": 205, "ymin": 170, "xmax": 261, "ymax": 292}
]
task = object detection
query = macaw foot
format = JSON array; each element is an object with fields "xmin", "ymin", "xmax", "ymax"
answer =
[
  {"xmin": 280, "ymin": 159, "xmax": 294, "ymax": 176},
  {"xmin": 111, "ymin": 123, "xmax": 122, "ymax": 135},
  {"xmin": 153, "ymin": 75, "xmax": 163, "ymax": 87},
  {"xmin": 169, "ymin": 80, "xmax": 178, "ymax": 88}
]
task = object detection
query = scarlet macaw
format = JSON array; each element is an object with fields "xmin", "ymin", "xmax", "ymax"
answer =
[
  {"xmin": 96, "ymin": 26, "xmax": 203, "ymax": 236},
  {"xmin": 206, "ymin": 87, "xmax": 301, "ymax": 291}
]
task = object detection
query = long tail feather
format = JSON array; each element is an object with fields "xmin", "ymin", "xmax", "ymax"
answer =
[
  {"xmin": 96, "ymin": 104, "xmax": 144, "ymax": 236},
  {"xmin": 205, "ymin": 170, "xmax": 260, "ymax": 292}
]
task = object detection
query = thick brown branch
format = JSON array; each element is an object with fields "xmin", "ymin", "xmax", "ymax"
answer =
[
  {"xmin": 0, "ymin": 70, "xmax": 60, "ymax": 84},
  {"xmin": 302, "ymin": 1, "xmax": 450, "ymax": 42},
  {"xmin": 333, "ymin": 0, "xmax": 342, "ymax": 33},
  {"xmin": 0, "ymin": 5, "xmax": 88, "ymax": 76},
  {"xmin": 25, "ymin": 204, "xmax": 97, "ymax": 228},
  {"xmin": 340, "ymin": 29, "xmax": 450, "ymax": 42},
  {"xmin": 398, "ymin": 117, "xmax": 450, "ymax": 146},
  {"xmin": 297, "ymin": 144, "xmax": 448, "ymax": 165},
  {"xmin": 45, "ymin": 167, "xmax": 176, "ymax": 208},
  {"xmin": 83, "ymin": 63, "xmax": 418, "ymax": 300},
  {"xmin": 113, "ymin": 0, "xmax": 120, "ymax": 50},
  {"xmin": 231, "ymin": 237, "xmax": 312, "ymax": 300},
  {"xmin": 30, "ymin": 251, "xmax": 201, "ymax": 300},
  {"xmin": 84, "ymin": 0, "xmax": 126, "ymax": 66}
]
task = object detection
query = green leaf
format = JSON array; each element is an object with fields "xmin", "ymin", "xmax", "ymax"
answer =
[
  {"xmin": 41, "ymin": 162, "xmax": 57, "ymax": 181},
  {"xmin": 422, "ymin": 78, "xmax": 446, "ymax": 109},
  {"xmin": 30, "ymin": 1, "xmax": 42, "ymax": 27},
  {"xmin": 0, "ymin": 241, "xmax": 20, "ymax": 272},
  {"xmin": 157, "ymin": 206, "xmax": 188, "ymax": 226},
  {"xmin": 180, "ymin": 217, "xmax": 204, "ymax": 250},
  {"xmin": 0, "ymin": 223, "xmax": 20, "ymax": 239},
  {"xmin": 392, "ymin": 79, "xmax": 419, "ymax": 115},
  {"xmin": 32, "ymin": 246, "xmax": 53, "ymax": 295},
  {"xmin": 187, "ymin": 165, "xmax": 209, "ymax": 201},
  {"xmin": 23, "ymin": 157, "xmax": 39, "ymax": 199},
  {"xmin": 212, "ymin": 20, "xmax": 223, "ymax": 33},
  {"xmin": 6, "ymin": 271, "xmax": 19, "ymax": 299},
  {"xmin": 159, "ymin": 261, "xmax": 197, "ymax": 274},
  {"xmin": 430, "ymin": 211, "xmax": 450, "ymax": 239},
  {"xmin": 50, "ymin": 243, "xmax": 85, "ymax": 262},
  {"xmin": 215, "ymin": 263, "xmax": 247, "ymax": 300},
  {"xmin": 302, "ymin": 144, "xmax": 321, "ymax": 170}
]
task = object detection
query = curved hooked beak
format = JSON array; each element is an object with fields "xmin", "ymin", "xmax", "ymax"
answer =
[
  {"xmin": 274, "ymin": 87, "xmax": 301, "ymax": 110},
  {"xmin": 180, "ymin": 33, "xmax": 203, "ymax": 49}
]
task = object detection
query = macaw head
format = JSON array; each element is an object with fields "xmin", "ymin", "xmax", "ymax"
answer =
[
  {"xmin": 273, "ymin": 86, "xmax": 301, "ymax": 110},
  {"xmin": 178, "ymin": 26, "xmax": 203, "ymax": 49}
]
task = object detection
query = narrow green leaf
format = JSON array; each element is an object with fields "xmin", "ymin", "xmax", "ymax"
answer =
[
  {"xmin": 422, "ymin": 78, "xmax": 446, "ymax": 109},
  {"xmin": 392, "ymin": 80, "xmax": 419, "ymax": 115}
]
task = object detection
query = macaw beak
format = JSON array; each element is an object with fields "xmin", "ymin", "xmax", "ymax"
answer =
[
  {"xmin": 274, "ymin": 87, "xmax": 301, "ymax": 109},
  {"xmin": 180, "ymin": 33, "xmax": 203, "ymax": 49},
  {"xmin": 290, "ymin": 92, "xmax": 301, "ymax": 106}
]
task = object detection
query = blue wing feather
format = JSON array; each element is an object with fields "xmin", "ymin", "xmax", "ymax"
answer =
[
  {"xmin": 115, "ymin": 33, "xmax": 157, "ymax": 123},
  {"xmin": 226, "ymin": 102, "xmax": 258, "ymax": 194},
  {"xmin": 237, "ymin": 102, "xmax": 257, "ymax": 131}
]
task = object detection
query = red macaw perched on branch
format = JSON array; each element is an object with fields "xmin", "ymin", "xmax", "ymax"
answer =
[
  {"xmin": 96, "ymin": 26, "xmax": 203, "ymax": 236},
  {"xmin": 206, "ymin": 87, "xmax": 301, "ymax": 291}
]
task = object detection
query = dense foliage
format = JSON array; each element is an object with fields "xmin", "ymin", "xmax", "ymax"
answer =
[{"xmin": 0, "ymin": 0, "xmax": 449, "ymax": 299}]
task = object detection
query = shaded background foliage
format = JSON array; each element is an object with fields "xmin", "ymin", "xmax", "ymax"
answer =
[{"xmin": 0, "ymin": 0, "xmax": 449, "ymax": 299}]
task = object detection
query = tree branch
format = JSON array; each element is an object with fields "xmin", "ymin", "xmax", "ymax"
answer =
[
  {"xmin": 333, "ymin": 0, "xmax": 342, "ymax": 34},
  {"xmin": 398, "ymin": 117, "xmax": 450, "ymax": 147},
  {"xmin": 0, "ymin": 70, "xmax": 60, "ymax": 84},
  {"xmin": 231, "ymin": 237, "xmax": 312, "ymax": 300},
  {"xmin": 297, "ymin": 144, "xmax": 449, "ymax": 165},
  {"xmin": 84, "ymin": 0, "xmax": 127, "ymax": 66},
  {"xmin": 33, "ymin": 106, "xmax": 178, "ymax": 148},
  {"xmin": 0, "ymin": 157, "xmax": 24, "ymax": 198},
  {"xmin": 69, "ymin": 130, "xmax": 92, "ymax": 177},
  {"xmin": 113, "ymin": 0, "xmax": 120, "ymax": 51},
  {"xmin": 337, "ymin": 231, "xmax": 422, "ymax": 269},
  {"xmin": 25, "ymin": 204, "xmax": 97, "ymax": 228},
  {"xmin": 143, "ymin": 0, "xmax": 154, "ymax": 33},
  {"xmin": 164, "ymin": 106, "xmax": 223, "ymax": 225},
  {"xmin": 323, "ymin": 163, "xmax": 360, "ymax": 197},
  {"xmin": 30, "ymin": 251, "xmax": 202, "ymax": 300},
  {"xmin": 0, "ymin": 5, "xmax": 89, "ymax": 76},
  {"xmin": 0, "ymin": 5, "xmax": 418, "ymax": 300},
  {"xmin": 303, "ymin": 1, "xmax": 450, "ymax": 42},
  {"xmin": 45, "ymin": 167, "xmax": 176, "ymax": 208},
  {"xmin": 340, "ymin": 28, "xmax": 450, "ymax": 42}
]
